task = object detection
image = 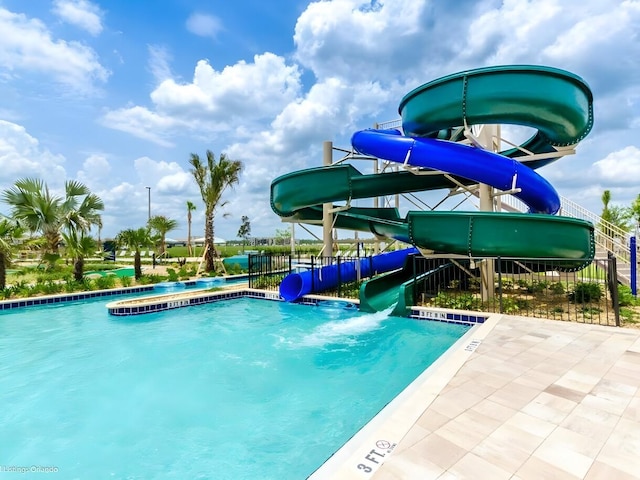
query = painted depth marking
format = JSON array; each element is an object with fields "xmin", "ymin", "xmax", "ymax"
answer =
[
  {"xmin": 465, "ymin": 339, "xmax": 481, "ymax": 352},
  {"xmin": 355, "ymin": 439, "xmax": 397, "ymax": 476}
]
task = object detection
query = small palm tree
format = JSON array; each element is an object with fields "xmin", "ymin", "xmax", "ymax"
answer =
[
  {"xmin": 186, "ymin": 201, "xmax": 196, "ymax": 256},
  {"xmin": 2, "ymin": 178, "xmax": 104, "ymax": 265},
  {"xmin": 600, "ymin": 189, "xmax": 631, "ymax": 250},
  {"xmin": 148, "ymin": 215, "xmax": 178, "ymax": 255},
  {"xmin": 115, "ymin": 228, "xmax": 154, "ymax": 279},
  {"xmin": 62, "ymin": 231, "xmax": 97, "ymax": 281},
  {"xmin": 189, "ymin": 150, "xmax": 242, "ymax": 272},
  {"xmin": 0, "ymin": 217, "xmax": 24, "ymax": 289}
]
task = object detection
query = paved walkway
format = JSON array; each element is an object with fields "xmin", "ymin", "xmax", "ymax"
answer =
[{"xmin": 314, "ymin": 315, "xmax": 640, "ymax": 479}]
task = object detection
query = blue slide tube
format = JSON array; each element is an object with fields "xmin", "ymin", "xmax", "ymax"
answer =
[
  {"xmin": 279, "ymin": 248, "xmax": 417, "ymax": 302},
  {"xmin": 351, "ymin": 129, "xmax": 561, "ymax": 215}
]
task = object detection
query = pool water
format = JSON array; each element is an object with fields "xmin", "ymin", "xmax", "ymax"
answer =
[{"xmin": 0, "ymin": 296, "xmax": 469, "ymax": 479}]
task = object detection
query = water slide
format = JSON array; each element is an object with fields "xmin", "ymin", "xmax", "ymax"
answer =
[
  {"xmin": 279, "ymin": 247, "xmax": 417, "ymax": 302},
  {"xmin": 271, "ymin": 65, "xmax": 596, "ymax": 306}
]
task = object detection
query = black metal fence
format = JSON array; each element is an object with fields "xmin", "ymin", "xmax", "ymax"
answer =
[
  {"xmin": 248, "ymin": 254, "xmax": 371, "ymax": 298},
  {"xmin": 411, "ymin": 255, "xmax": 619, "ymax": 326},
  {"xmin": 248, "ymin": 253, "xmax": 621, "ymax": 326},
  {"xmin": 247, "ymin": 254, "xmax": 291, "ymax": 291}
]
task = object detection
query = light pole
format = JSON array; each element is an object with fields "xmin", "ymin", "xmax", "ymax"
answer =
[{"xmin": 145, "ymin": 186, "xmax": 151, "ymax": 221}]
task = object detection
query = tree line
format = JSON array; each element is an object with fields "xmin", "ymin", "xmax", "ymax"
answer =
[{"xmin": 0, "ymin": 150, "xmax": 243, "ymax": 288}]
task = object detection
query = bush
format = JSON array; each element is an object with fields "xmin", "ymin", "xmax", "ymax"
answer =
[
  {"xmin": 94, "ymin": 276, "xmax": 117, "ymax": 290},
  {"xmin": 166, "ymin": 268, "xmax": 179, "ymax": 282},
  {"xmin": 432, "ymin": 292, "xmax": 481, "ymax": 310},
  {"xmin": 550, "ymin": 282, "xmax": 565, "ymax": 295},
  {"xmin": 618, "ymin": 285, "xmax": 638, "ymax": 307},
  {"xmin": 569, "ymin": 282, "xmax": 603, "ymax": 303}
]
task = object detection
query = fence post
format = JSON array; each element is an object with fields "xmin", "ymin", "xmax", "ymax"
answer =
[
  {"xmin": 607, "ymin": 252, "xmax": 620, "ymax": 327},
  {"xmin": 311, "ymin": 256, "xmax": 315, "ymax": 293},
  {"xmin": 497, "ymin": 257, "xmax": 503, "ymax": 313},
  {"xmin": 631, "ymin": 236, "xmax": 637, "ymax": 296},
  {"xmin": 337, "ymin": 256, "xmax": 341, "ymax": 298},
  {"xmin": 412, "ymin": 254, "xmax": 417, "ymax": 306}
]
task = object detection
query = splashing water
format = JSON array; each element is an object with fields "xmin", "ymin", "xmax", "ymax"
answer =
[{"xmin": 298, "ymin": 305, "xmax": 396, "ymax": 347}]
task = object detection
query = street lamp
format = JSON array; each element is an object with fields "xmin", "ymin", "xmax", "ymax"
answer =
[{"xmin": 145, "ymin": 186, "xmax": 151, "ymax": 221}]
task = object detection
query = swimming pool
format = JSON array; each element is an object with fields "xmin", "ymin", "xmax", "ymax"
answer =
[{"xmin": 0, "ymin": 295, "xmax": 469, "ymax": 479}]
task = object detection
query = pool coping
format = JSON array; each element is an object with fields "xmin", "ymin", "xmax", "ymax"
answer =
[{"xmin": 0, "ymin": 285, "xmax": 156, "ymax": 311}]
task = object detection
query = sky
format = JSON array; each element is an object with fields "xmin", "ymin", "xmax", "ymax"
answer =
[{"xmin": 0, "ymin": 0, "xmax": 638, "ymax": 242}]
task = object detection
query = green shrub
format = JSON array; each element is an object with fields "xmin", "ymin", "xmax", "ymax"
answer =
[
  {"xmin": 550, "ymin": 282, "xmax": 565, "ymax": 295},
  {"xmin": 432, "ymin": 292, "xmax": 481, "ymax": 310},
  {"xmin": 166, "ymin": 268, "xmax": 179, "ymax": 282},
  {"xmin": 569, "ymin": 282, "xmax": 603, "ymax": 303},
  {"xmin": 94, "ymin": 276, "xmax": 117, "ymax": 290},
  {"xmin": 119, "ymin": 276, "xmax": 132, "ymax": 287},
  {"xmin": 618, "ymin": 285, "xmax": 638, "ymax": 307},
  {"xmin": 500, "ymin": 278, "xmax": 514, "ymax": 292}
]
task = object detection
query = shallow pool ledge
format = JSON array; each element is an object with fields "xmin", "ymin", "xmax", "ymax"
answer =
[{"xmin": 106, "ymin": 288, "xmax": 281, "ymax": 316}]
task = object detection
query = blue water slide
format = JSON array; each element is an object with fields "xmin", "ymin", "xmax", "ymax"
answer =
[
  {"xmin": 351, "ymin": 129, "xmax": 561, "ymax": 215},
  {"xmin": 279, "ymin": 248, "xmax": 417, "ymax": 302}
]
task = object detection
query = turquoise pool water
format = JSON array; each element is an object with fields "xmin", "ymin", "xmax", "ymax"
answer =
[{"xmin": 0, "ymin": 296, "xmax": 468, "ymax": 479}]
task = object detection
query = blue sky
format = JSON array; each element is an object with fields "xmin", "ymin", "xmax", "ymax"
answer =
[{"xmin": 0, "ymin": 0, "xmax": 638, "ymax": 242}]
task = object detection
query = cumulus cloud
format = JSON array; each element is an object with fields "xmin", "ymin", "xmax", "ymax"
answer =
[
  {"xmin": 151, "ymin": 53, "xmax": 302, "ymax": 119},
  {"xmin": 0, "ymin": 7, "xmax": 109, "ymax": 93},
  {"xmin": 102, "ymin": 53, "xmax": 302, "ymax": 145},
  {"xmin": 294, "ymin": 0, "xmax": 429, "ymax": 82},
  {"xmin": 77, "ymin": 153, "xmax": 111, "ymax": 190},
  {"xmin": 591, "ymin": 146, "xmax": 640, "ymax": 185},
  {"xmin": 52, "ymin": 0, "xmax": 104, "ymax": 36},
  {"xmin": 100, "ymin": 106, "xmax": 183, "ymax": 147},
  {"xmin": 0, "ymin": 120, "xmax": 67, "ymax": 190}
]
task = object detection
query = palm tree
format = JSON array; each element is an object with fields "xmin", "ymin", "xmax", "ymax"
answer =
[
  {"xmin": 600, "ymin": 189, "xmax": 631, "ymax": 251},
  {"xmin": 186, "ymin": 201, "xmax": 196, "ymax": 256},
  {"xmin": 115, "ymin": 228, "xmax": 154, "ymax": 279},
  {"xmin": 2, "ymin": 178, "xmax": 104, "ymax": 264},
  {"xmin": 0, "ymin": 217, "xmax": 24, "ymax": 290},
  {"xmin": 62, "ymin": 231, "xmax": 97, "ymax": 281},
  {"xmin": 148, "ymin": 215, "xmax": 178, "ymax": 255},
  {"xmin": 189, "ymin": 150, "xmax": 242, "ymax": 272}
]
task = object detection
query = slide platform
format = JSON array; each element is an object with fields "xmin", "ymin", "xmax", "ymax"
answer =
[{"xmin": 271, "ymin": 65, "xmax": 596, "ymax": 307}]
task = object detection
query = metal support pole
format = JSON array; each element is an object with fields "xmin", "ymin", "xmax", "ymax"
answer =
[
  {"xmin": 373, "ymin": 159, "xmax": 380, "ymax": 255},
  {"xmin": 631, "ymin": 236, "xmax": 637, "ymax": 296},
  {"xmin": 322, "ymin": 141, "xmax": 334, "ymax": 257},
  {"xmin": 477, "ymin": 125, "xmax": 499, "ymax": 301},
  {"xmin": 290, "ymin": 223, "xmax": 295, "ymax": 256},
  {"xmin": 145, "ymin": 186, "xmax": 151, "ymax": 221}
]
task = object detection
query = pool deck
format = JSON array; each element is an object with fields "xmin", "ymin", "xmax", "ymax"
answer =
[{"xmin": 312, "ymin": 314, "xmax": 640, "ymax": 479}]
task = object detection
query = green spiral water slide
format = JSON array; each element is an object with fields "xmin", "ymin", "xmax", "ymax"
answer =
[{"xmin": 270, "ymin": 65, "xmax": 595, "ymax": 310}]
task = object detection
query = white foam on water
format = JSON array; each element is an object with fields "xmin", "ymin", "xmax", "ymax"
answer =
[{"xmin": 297, "ymin": 305, "xmax": 395, "ymax": 347}]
